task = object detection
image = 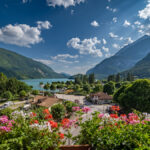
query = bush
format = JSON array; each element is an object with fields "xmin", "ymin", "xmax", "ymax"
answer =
[
  {"xmin": 51, "ymin": 104, "xmax": 65, "ymax": 121},
  {"xmin": 2, "ymin": 91, "xmax": 13, "ymax": 100},
  {"xmin": 32, "ymin": 90, "xmax": 39, "ymax": 96},
  {"xmin": 103, "ymin": 81, "xmax": 115, "ymax": 95},
  {"xmin": 64, "ymin": 101, "xmax": 77, "ymax": 115},
  {"xmin": 74, "ymin": 112, "xmax": 150, "ymax": 150},
  {"xmin": 114, "ymin": 79, "xmax": 150, "ymax": 113},
  {"xmin": 0, "ymin": 108, "xmax": 13, "ymax": 118},
  {"xmin": 19, "ymin": 90, "xmax": 27, "ymax": 98}
]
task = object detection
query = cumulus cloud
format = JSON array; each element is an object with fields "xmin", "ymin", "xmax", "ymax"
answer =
[
  {"xmin": 109, "ymin": 32, "xmax": 118, "ymax": 38},
  {"xmin": 34, "ymin": 59, "xmax": 53, "ymax": 65},
  {"xmin": 67, "ymin": 37, "xmax": 102, "ymax": 57},
  {"xmin": 102, "ymin": 38, "xmax": 107, "ymax": 45},
  {"xmin": 123, "ymin": 20, "xmax": 131, "ymax": 27},
  {"xmin": 0, "ymin": 21, "xmax": 51, "ymax": 47},
  {"xmin": 138, "ymin": 0, "xmax": 150, "ymax": 19},
  {"xmin": 37, "ymin": 21, "xmax": 52, "ymax": 29},
  {"xmin": 46, "ymin": 0, "xmax": 85, "ymax": 8},
  {"xmin": 112, "ymin": 43, "xmax": 120, "ymax": 49},
  {"xmin": 106, "ymin": 6, "xmax": 117, "ymax": 13},
  {"xmin": 134, "ymin": 21, "xmax": 141, "ymax": 25},
  {"xmin": 52, "ymin": 54, "xmax": 78, "ymax": 60},
  {"xmin": 112, "ymin": 17, "xmax": 117, "ymax": 23},
  {"xmin": 102, "ymin": 46, "xmax": 109, "ymax": 52},
  {"xmin": 91, "ymin": 20, "xmax": 99, "ymax": 27}
]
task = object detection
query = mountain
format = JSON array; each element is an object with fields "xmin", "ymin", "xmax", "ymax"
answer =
[
  {"xmin": 60, "ymin": 72, "xmax": 71, "ymax": 78},
  {"xmin": 87, "ymin": 35, "xmax": 150, "ymax": 79},
  {"xmin": 0, "ymin": 48, "xmax": 66, "ymax": 79},
  {"xmin": 123, "ymin": 53, "xmax": 150, "ymax": 78}
]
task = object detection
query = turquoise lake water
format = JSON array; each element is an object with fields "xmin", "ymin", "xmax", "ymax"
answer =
[{"xmin": 22, "ymin": 78, "xmax": 72, "ymax": 90}]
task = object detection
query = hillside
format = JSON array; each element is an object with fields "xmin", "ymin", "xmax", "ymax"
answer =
[
  {"xmin": 123, "ymin": 53, "xmax": 150, "ymax": 78},
  {"xmin": 0, "ymin": 48, "xmax": 65, "ymax": 79},
  {"xmin": 87, "ymin": 35, "xmax": 150, "ymax": 79}
]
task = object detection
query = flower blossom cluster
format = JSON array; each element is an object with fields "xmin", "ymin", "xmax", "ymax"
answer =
[{"xmin": 0, "ymin": 116, "xmax": 15, "ymax": 132}]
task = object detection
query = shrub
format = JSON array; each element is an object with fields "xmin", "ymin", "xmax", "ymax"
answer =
[
  {"xmin": 64, "ymin": 101, "xmax": 77, "ymax": 115},
  {"xmin": 2, "ymin": 91, "xmax": 13, "ymax": 100},
  {"xmin": 114, "ymin": 79, "xmax": 150, "ymax": 113},
  {"xmin": 32, "ymin": 90, "xmax": 39, "ymax": 96},
  {"xmin": 103, "ymin": 81, "xmax": 115, "ymax": 95},
  {"xmin": 51, "ymin": 104, "xmax": 65, "ymax": 121},
  {"xmin": 19, "ymin": 90, "xmax": 27, "ymax": 98},
  {"xmin": 74, "ymin": 112, "xmax": 150, "ymax": 150}
]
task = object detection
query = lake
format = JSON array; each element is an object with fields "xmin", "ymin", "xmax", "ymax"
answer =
[{"xmin": 22, "ymin": 78, "xmax": 72, "ymax": 90}]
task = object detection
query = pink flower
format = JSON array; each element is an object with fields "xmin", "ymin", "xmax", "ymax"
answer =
[
  {"xmin": 98, "ymin": 114, "xmax": 104, "ymax": 118},
  {"xmin": 82, "ymin": 107, "xmax": 91, "ymax": 113}
]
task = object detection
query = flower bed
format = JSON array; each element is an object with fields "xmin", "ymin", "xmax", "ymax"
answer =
[{"xmin": 0, "ymin": 106, "xmax": 150, "ymax": 150}]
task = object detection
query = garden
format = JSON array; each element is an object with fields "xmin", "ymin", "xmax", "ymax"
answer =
[{"xmin": 0, "ymin": 104, "xmax": 150, "ymax": 150}]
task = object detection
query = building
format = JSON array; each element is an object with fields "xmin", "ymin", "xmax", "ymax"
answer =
[
  {"xmin": 32, "ymin": 96, "xmax": 61, "ymax": 108},
  {"xmin": 89, "ymin": 92, "xmax": 113, "ymax": 105}
]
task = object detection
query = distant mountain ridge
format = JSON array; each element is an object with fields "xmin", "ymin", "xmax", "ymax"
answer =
[
  {"xmin": 0, "ymin": 48, "xmax": 66, "ymax": 79},
  {"xmin": 87, "ymin": 35, "xmax": 150, "ymax": 79},
  {"xmin": 123, "ymin": 52, "xmax": 150, "ymax": 78}
]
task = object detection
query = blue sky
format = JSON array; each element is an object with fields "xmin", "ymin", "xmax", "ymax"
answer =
[{"xmin": 0, "ymin": 0, "xmax": 150, "ymax": 75}]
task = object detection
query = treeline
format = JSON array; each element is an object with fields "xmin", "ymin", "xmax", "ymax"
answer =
[
  {"xmin": 107, "ymin": 73, "xmax": 135, "ymax": 82},
  {"xmin": 0, "ymin": 73, "xmax": 32, "ymax": 100}
]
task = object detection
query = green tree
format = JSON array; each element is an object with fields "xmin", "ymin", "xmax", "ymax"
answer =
[
  {"xmin": 44, "ymin": 83, "xmax": 50, "ymax": 91},
  {"xmin": 51, "ymin": 104, "xmax": 65, "ymax": 121},
  {"xmin": 89, "ymin": 73, "xmax": 95, "ymax": 84},
  {"xmin": 83, "ymin": 84, "xmax": 91, "ymax": 93},
  {"xmin": 93, "ymin": 84, "xmax": 103, "ymax": 93},
  {"xmin": 32, "ymin": 90, "xmax": 39, "ymax": 96},
  {"xmin": 2, "ymin": 91, "xmax": 13, "ymax": 100},
  {"xmin": 116, "ymin": 73, "xmax": 121, "ymax": 82},
  {"xmin": 19, "ymin": 90, "xmax": 27, "ymax": 98},
  {"xmin": 107, "ymin": 75, "xmax": 115, "ymax": 82},
  {"xmin": 50, "ymin": 84, "xmax": 56, "ymax": 91},
  {"xmin": 114, "ymin": 79, "xmax": 150, "ymax": 113},
  {"xmin": 103, "ymin": 81, "xmax": 115, "ymax": 95}
]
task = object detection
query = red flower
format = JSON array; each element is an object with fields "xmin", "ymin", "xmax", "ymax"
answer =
[
  {"xmin": 43, "ymin": 109, "xmax": 50, "ymax": 114},
  {"xmin": 30, "ymin": 112, "xmax": 36, "ymax": 117},
  {"xmin": 59, "ymin": 133, "xmax": 64, "ymax": 139},
  {"xmin": 110, "ymin": 114, "xmax": 118, "ymax": 118},
  {"xmin": 48, "ymin": 121, "xmax": 58, "ymax": 128},
  {"xmin": 30, "ymin": 120, "xmax": 39, "ymax": 124},
  {"xmin": 111, "ymin": 106, "xmax": 120, "ymax": 112},
  {"xmin": 120, "ymin": 114, "xmax": 127, "ymax": 118},
  {"xmin": 34, "ymin": 120, "xmax": 39, "ymax": 124},
  {"xmin": 45, "ymin": 114, "xmax": 53, "ymax": 120}
]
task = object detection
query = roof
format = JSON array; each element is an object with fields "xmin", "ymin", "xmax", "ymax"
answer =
[
  {"xmin": 90, "ymin": 92, "xmax": 113, "ymax": 100},
  {"xmin": 32, "ymin": 96, "xmax": 60, "ymax": 108}
]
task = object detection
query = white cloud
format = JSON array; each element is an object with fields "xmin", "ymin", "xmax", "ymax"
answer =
[
  {"xmin": 91, "ymin": 20, "xmax": 99, "ymax": 27},
  {"xmin": 67, "ymin": 37, "xmax": 102, "ymax": 57},
  {"xmin": 112, "ymin": 43, "xmax": 120, "ymax": 49},
  {"xmin": 112, "ymin": 17, "xmax": 117, "ymax": 23},
  {"xmin": 0, "ymin": 21, "xmax": 51, "ymax": 47},
  {"xmin": 34, "ymin": 59, "xmax": 53, "ymax": 65},
  {"xmin": 108, "ymin": 0, "xmax": 111, "ymax": 2},
  {"xmin": 37, "ymin": 21, "xmax": 52, "ymax": 29},
  {"xmin": 106, "ymin": 6, "xmax": 117, "ymax": 13},
  {"xmin": 138, "ymin": 0, "xmax": 150, "ymax": 19},
  {"xmin": 46, "ymin": 0, "xmax": 85, "ymax": 8},
  {"xmin": 123, "ymin": 20, "xmax": 131, "ymax": 27},
  {"xmin": 109, "ymin": 32, "xmax": 118, "ymax": 38},
  {"xmin": 102, "ymin": 46, "xmax": 109, "ymax": 52},
  {"xmin": 102, "ymin": 38, "xmax": 107, "ymax": 45},
  {"xmin": 134, "ymin": 21, "xmax": 141, "ymax": 25},
  {"xmin": 52, "ymin": 54, "xmax": 78, "ymax": 60}
]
